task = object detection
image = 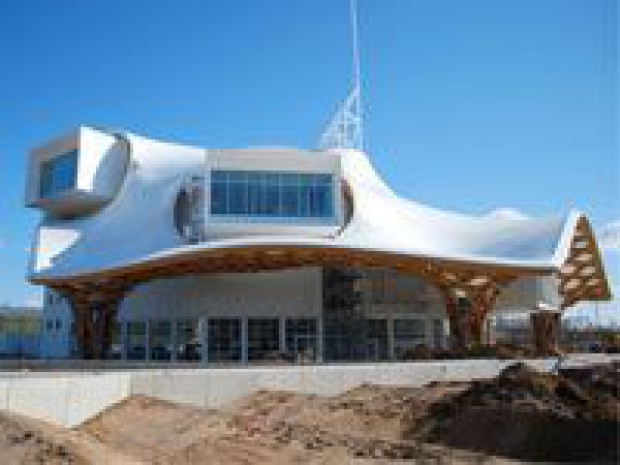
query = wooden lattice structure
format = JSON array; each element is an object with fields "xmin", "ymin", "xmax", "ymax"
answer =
[
  {"xmin": 557, "ymin": 216, "xmax": 611, "ymax": 309},
  {"xmin": 35, "ymin": 233, "xmax": 606, "ymax": 359}
]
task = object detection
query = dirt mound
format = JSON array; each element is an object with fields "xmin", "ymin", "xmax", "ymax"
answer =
[
  {"xmin": 225, "ymin": 384, "xmax": 506, "ymax": 463},
  {"xmin": 80, "ymin": 386, "xmax": 514, "ymax": 463},
  {"xmin": 411, "ymin": 362, "xmax": 619, "ymax": 462},
  {"xmin": 79, "ymin": 366, "xmax": 618, "ymax": 463},
  {"xmin": 8, "ymin": 363, "xmax": 616, "ymax": 464},
  {"xmin": 81, "ymin": 395, "xmax": 228, "ymax": 463},
  {"xmin": 0, "ymin": 412, "xmax": 87, "ymax": 464}
]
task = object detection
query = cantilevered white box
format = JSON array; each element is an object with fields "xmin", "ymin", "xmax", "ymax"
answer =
[{"xmin": 25, "ymin": 126, "xmax": 128, "ymax": 216}]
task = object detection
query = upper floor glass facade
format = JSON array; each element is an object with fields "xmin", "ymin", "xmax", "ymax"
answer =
[
  {"xmin": 210, "ymin": 170, "xmax": 335, "ymax": 221},
  {"xmin": 39, "ymin": 149, "xmax": 78, "ymax": 198}
]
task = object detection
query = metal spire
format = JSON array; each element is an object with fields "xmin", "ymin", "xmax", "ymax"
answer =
[
  {"xmin": 350, "ymin": 0, "xmax": 361, "ymax": 96},
  {"xmin": 317, "ymin": 0, "xmax": 364, "ymax": 151}
]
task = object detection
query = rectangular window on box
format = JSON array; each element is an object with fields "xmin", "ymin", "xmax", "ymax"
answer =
[
  {"xmin": 210, "ymin": 170, "xmax": 336, "ymax": 222},
  {"xmin": 39, "ymin": 149, "xmax": 78, "ymax": 198}
]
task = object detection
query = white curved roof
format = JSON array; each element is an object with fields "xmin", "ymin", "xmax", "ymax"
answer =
[{"xmin": 27, "ymin": 129, "xmax": 610, "ymax": 306}]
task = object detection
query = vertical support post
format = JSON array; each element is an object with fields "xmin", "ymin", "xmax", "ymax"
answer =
[
  {"xmin": 100, "ymin": 302, "xmax": 117, "ymax": 360},
  {"xmin": 145, "ymin": 319, "xmax": 151, "ymax": 362},
  {"xmin": 120, "ymin": 320, "xmax": 128, "ymax": 361},
  {"xmin": 241, "ymin": 317, "xmax": 248, "ymax": 365},
  {"xmin": 316, "ymin": 315, "xmax": 324, "ymax": 363},
  {"xmin": 444, "ymin": 294, "xmax": 468, "ymax": 350},
  {"xmin": 531, "ymin": 311, "xmax": 561, "ymax": 356},
  {"xmin": 67, "ymin": 309, "xmax": 75, "ymax": 359},
  {"xmin": 72, "ymin": 303, "xmax": 89, "ymax": 359},
  {"xmin": 485, "ymin": 315, "xmax": 495, "ymax": 346},
  {"xmin": 279, "ymin": 316, "xmax": 286, "ymax": 354},
  {"xmin": 170, "ymin": 320, "xmax": 178, "ymax": 362},
  {"xmin": 469, "ymin": 284, "xmax": 501, "ymax": 347},
  {"xmin": 440, "ymin": 279, "xmax": 503, "ymax": 352},
  {"xmin": 59, "ymin": 284, "xmax": 129, "ymax": 360},
  {"xmin": 92, "ymin": 306, "xmax": 102, "ymax": 360},
  {"xmin": 423, "ymin": 316, "xmax": 433, "ymax": 347},
  {"xmin": 387, "ymin": 317, "xmax": 395, "ymax": 360},
  {"xmin": 199, "ymin": 317, "xmax": 208, "ymax": 365},
  {"xmin": 441, "ymin": 319, "xmax": 449, "ymax": 349}
]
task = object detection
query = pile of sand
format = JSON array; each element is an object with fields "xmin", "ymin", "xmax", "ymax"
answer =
[
  {"xmin": 81, "ymin": 386, "xmax": 509, "ymax": 464},
  {"xmin": 410, "ymin": 362, "xmax": 619, "ymax": 462}
]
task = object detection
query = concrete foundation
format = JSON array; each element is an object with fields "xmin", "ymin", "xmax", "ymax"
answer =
[
  {"xmin": 0, "ymin": 354, "xmax": 617, "ymax": 428},
  {"xmin": 0, "ymin": 371, "xmax": 130, "ymax": 427}
]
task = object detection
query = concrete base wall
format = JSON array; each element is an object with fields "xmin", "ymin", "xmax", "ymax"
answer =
[
  {"xmin": 129, "ymin": 355, "xmax": 603, "ymax": 410},
  {"xmin": 0, "ymin": 354, "xmax": 617, "ymax": 427},
  {"xmin": 0, "ymin": 372, "xmax": 131, "ymax": 427}
]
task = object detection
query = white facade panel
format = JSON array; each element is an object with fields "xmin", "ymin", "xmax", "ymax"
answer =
[
  {"xmin": 120, "ymin": 267, "xmax": 323, "ymax": 321},
  {"xmin": 26, "ymin": 129, "xmax": 608, "ymax": 286}
]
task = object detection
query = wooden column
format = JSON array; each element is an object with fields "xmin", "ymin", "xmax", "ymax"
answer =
[
  {"xmin": 440, "ymin": 278, "xmax": 504, "ymax": 351},
  {"xmin": 469, "ymin": 285, "xmax": 501, "ymax": 346},
  {"xmin": 444, "ymin": 295, "xmax": 472, "ymax": 350},
  {"xmin": 98, "ymin": 295, "xmax": 128, "ymax": 359},
  {"xmin": 71, "ymin": 298, "xmax": 92, "ymax": 359},
  {"xmin": 55, "ymin": 284, "xmax": 131, "ymax": 360},
  {"xmin": 531, "ymin": 311, "xmax": 561, "ymax": 356}
]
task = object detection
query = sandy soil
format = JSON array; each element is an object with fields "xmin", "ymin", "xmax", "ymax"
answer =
[
  {"xmin": 1, "ymin": 362, "xmax": 617, "ymax": 464},
  {"xmin": 0, "ymin": 410, "xmax": 137, "ymax": 465},
  {"xmin": 78, "ymin": 385, "xmax": 517, "ymax": 464},
  {"xmin": 410, "ymin": 362, "xmax": 619, "ymax": 462}
]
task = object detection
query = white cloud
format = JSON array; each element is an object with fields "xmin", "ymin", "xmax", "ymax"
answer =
[{"xmin": 598, "ymin": 220, "xmax": 620, "ymax": 251}]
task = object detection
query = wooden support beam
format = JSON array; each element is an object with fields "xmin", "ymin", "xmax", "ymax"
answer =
[
  {"xmin": 42, "ymin": 242, "xmax": 591, "ymax": 358},
  {"xmin": 52, "ymin": 283, "xmax": 131, "ymax": 360},
  {"xmin": 469, "ymin": 284, "xmax": 501, "ymax": 345},
  {"xmin": 531, "ymin": 311, "xmax": 561, "ymax": 356},
  {"xmin": 443, "ymin": 292, "xmax": 472, "ymax": 350},
  {"xmin": 436, "ymin": 273, "xmax": 512, "ymax": 350}
]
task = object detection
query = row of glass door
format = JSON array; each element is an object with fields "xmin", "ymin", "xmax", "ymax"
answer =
[{"xmin": 109, "ymin": 317, "xmax": 318, "ymax": 362}]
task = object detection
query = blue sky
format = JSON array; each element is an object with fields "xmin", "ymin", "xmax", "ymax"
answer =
[{"xmin": 0, "ymin": 0, "xmax": 617, "ymax": 321}]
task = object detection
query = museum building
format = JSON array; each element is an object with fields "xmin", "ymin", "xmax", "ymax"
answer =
[{"xmin": 28, "ymin": 127, "xmax": 610, "ymax": 360}]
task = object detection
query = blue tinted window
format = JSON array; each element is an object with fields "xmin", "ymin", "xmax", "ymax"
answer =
[
  {"xmin": 318, "ymin": 183, "xmax": 333, "ymax": 217},
  {"xmin": 264, "ymin": 172, "xmax": 279, "ymax": 184},
  {"xmin": 299, "ymin": 176, "xmax": 313, "ymax": 217},
  {"xmin": 308, "ymin": 184, "xmax": 321, "ymax": 217},
  {"xmin": 280, "ymin": 173, "xmax": 298, "ymax": 186},
  {"xmin": 228, "ymin": 171, "xmax": 246, "ymax": 183},
  {"xmin": 316, "ymin": 173, "xmax": 332, "ymax": 185},
  {"xmin": 39, "ymin": 149, "xmax": 78, "ymax": 198},
  {"xmin": 210, "ymin": 170, "xmax": 335, "ymax": 221},
  {"xmin": 211, "ymin": 181, "xmax": 227, "ymax": 215},
  {"xmin": 247, "ymin": 173, "xmax": 262, "ymax": 215},
  {"xmin": 281, "ymin": 183, "xmax": 299, "ymax": 217},
  {"xmin": 211, "ymin": 171, "xmax": 227, "ymax": 183},
  {"xmin": 263, "ymin": 178, "xmax": 280, "ymax": 216},
  {"xmin": 228, "ymin": 181, "xmax": 246, "ymax": 215}
]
